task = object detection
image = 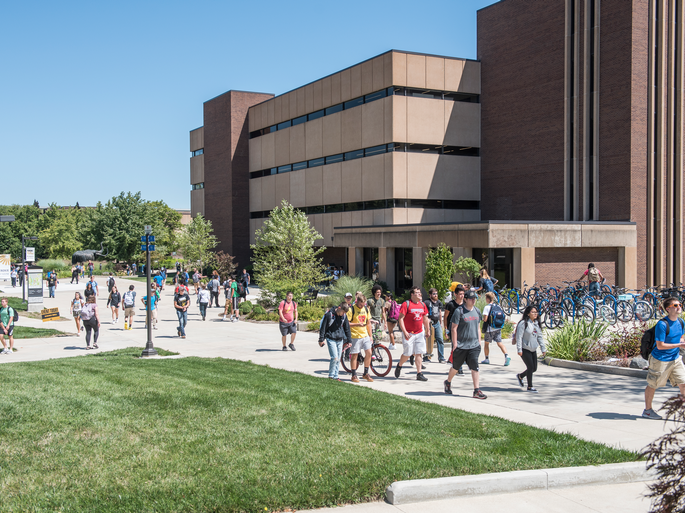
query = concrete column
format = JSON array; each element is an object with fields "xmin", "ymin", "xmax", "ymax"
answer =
[
  {"xmin": 412, "ymin": 247, "xmax": 428, "ymax": 291},
  {"xmin": 452, "ymin": 247, "xmax": 472, "ymax": 283},
  {"xmin": 513, "ymin": 247, "xmax": 535, "ymax": 289},
  {"xmin": 348, "ymin": 247, "xmax": 356, "ymax": 276},
  {"xmin": 617, "ymin": 247, "xmax": 637, "ymax": 289},
  {"xmin": 355, "ymin": 247, "xmax": 364, "ymax": 276},
  {"xmin": 378, "ymin": 248, "xmax": 396, "ymax": 292}
]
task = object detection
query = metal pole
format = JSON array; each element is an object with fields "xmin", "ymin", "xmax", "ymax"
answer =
[
  {"xmin": 21, "ymin": 236, "xmax": 25, "ymax": 304},
  {"xmin": 142, "ymin": 229, "xmax": 157, "ymax": 357}
]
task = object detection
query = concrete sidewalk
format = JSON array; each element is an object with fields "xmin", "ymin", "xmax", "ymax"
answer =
[{"xmin": 0, "ymin": 277, "xmax": 664, "ymax": 512}]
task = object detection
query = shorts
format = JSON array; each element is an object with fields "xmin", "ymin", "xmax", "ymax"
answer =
[
  {"xmin": 350, "ymin": 336, "xmax": 372, "ymax": 354},
  {"xmin": 402, "ymin": 332, "xmax": 426, "ymax": 357},
  {"xmin": 279, "ymin": 322, "xmax": 297, "ymax": 336},
  {"xmin": 484, "ymin": 330, "xmax": 502, "ymax": 343},
  {"xmin": 452, "ymin": 347, "xmax": 480, "ymax": 371},
  {"xmin": 1, "ymin": 325, "xmax": 14, "ymax": 337},
  {"xmin": 124, "ymin": 307, "xmax": 135, "ymax": 317},
  {"xmin": 73, "ymin": 311, "xmax": 81, "ymax": 318},
  {"xmin": 646, "ymin": 356, "xmax": 685, "ymax": 388},
  {"xmin": 232, "ymin": 297, "xmax": 239, "ymax": 310}
]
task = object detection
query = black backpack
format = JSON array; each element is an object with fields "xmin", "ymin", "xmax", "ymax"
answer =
[
  {"xmin": 641, "ymin": 318, "xmax": 685, "ymax": 360},
  {"xmin": 237, "ymin": 282, "xmax": 245, "ymax": 297}
]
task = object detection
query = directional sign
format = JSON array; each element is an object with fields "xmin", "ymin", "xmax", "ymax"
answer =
[
  {"xmin": 149, "ymin": 245, "xmax": 155, "ymax": 251},
  {"xmin": 41, "ymin": 307, "xmax": 60, "ymax": 322},
  {"xmin": 141, "ymin": 236, "xmax": 147, "ymax": 242},
  {"xmin": 141, "ymin": 245, "xmax": 156, "ymax": 252},
  {"xmin": 148, "ymin": 235, "xmax": 155, "ymax": 242},
  {"xmin": 141, "ymin": 235, "xmax": 155, "ymax": 242}
]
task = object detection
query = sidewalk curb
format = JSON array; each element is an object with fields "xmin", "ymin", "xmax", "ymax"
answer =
[
  {"xmin": 544, "ymin": 357, "xmax": 648, "ymax": 378},
  {"xmin": 385, "ymin": 461, "xmax": 651, "ymax": 505}
]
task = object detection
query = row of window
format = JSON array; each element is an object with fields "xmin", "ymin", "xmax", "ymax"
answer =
[
  {"xmin": 249, "ymin": 142, "xmax": 479, "ymax": 179},
  {"xmin": 249, "ymin": 86, "xmax": 480, "ymax": 139},
  {"xmin": 191, "ymin": 183, "xmax": 204, "ymax": 190},
  {"xmin": 250, "ymin": 199, "xmax": 480, "ymax": 219},
  {"xmin": 191, "ymin": 149, "xmax": 204, "ymax": 157}
]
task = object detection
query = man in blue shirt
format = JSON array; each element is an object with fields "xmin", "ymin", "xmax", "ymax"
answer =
[
  {"xmin": 88, "ymin": 275, "xmax": 99, "ymax": 296},
  {"xmin": 643, "ymin": 296, "xmax": 685, "ymax": 419},
  {"xmin": 141, "ymin": 292, "xmax": 158, "ymax": 330}
]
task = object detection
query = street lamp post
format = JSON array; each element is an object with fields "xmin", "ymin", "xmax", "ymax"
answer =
[
  {"xmin": 141, "ymin": 225, "xmax": 157, "ymax": 357},
  {"xmin": 21, "ymin": 235, "xmax": 38, "ymax": 304}
]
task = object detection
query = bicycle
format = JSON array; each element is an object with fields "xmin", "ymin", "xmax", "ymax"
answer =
[{"xmin": 340, "ymin": 321, "xmax": 393, "ymax": 377}]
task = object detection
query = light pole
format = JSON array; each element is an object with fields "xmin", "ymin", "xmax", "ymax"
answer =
[
  {"xmin": 21, "ymin": 235, "xmax": 38, "ymax": 304},
  {"xmin": 141, "ymin": 225, "xmax": 157, "ymax": 357}
]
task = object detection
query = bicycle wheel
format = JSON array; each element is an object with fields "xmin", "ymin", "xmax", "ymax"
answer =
[
  {"xmin": 602, "ymin": 294, "xmax": 616, "ymax": 309},
  {"xmin": 634, "ymin": 301, "xmax": 654, "ymax": 322},
  {"xmin": 577, "ymin": 304, "xmax": 595, "ymax": 323},
  {"xmin": 370, "ymin": 344, "xmax": 393, "ymax": 377},
  {"xmin": 542, "ymin": 307, "xmax": 563, "ymax": 329},
  {"xmin": 561, "ymin": 298, "xmax": 574, "ymax": 318},
  {"xmin": 599, "ymin": 305, "xmax": 617, "ymax": 325},
  {"xmin": 340, "ymin": 345, "xmax": 353, "ymax": 374},
  {"xmin": 499, "ymin": 296, "xmax": 512, "ymax": 315},
  {"xmin": 519, "ymin": 295, "xmax": 529, "ymax": 310},
  {"xmin": 616, "ymin": 301, "xmax": 633, "ymax": 322}
]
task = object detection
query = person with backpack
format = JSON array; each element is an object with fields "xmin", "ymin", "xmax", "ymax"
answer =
[
  {"xmin": 476, "ymin": 269, "xmax": 498, "ymax": 294},
  {"xmin": 230, "ymin": 278, "xmax": 241, "ymax": 322},
  {"xmin": 514, "ymin": 305, "xmax": 546, "ymax": 392},
  {"xmin": 347, "ymin": 294, "xmax": 374, "ymax": 383},
  {"xmin": 107, "ymin": 273, "xmax": 115, "ymax": 294},
  {"xmin": 46, "ymin": 270, "xmax": 58, "ymax": 298},
  {"xmin": 122, "ymin": 285, "xmax": 136, "ymax": 330},
  {"xmin": 444, "ymin": 284, "xmax": 466, "ymax": 374},
  {"xmin": 80, "ymin": 295, "xmax": 100, "ymax": 350},
  {"xmin": 481, "ymin": 292, "xmax": 511, "ymax": 366},
  {"xmin": 395, "ymin": 287, "xmax": 430, "ymax": 382},
  {"xmin": 642, "ymin": 296, "xmax": 685, "ymax": 419},
  {"xmin": 578, "ymin": 263, "xmax": 604, "ymax": 297},
  {"xmin": 384, "ymin": 291, "xmax": 400, "ymax": 350},
  {"xmin": 0, "ymin": 297, "xmax": 17, "ymax": 354},
  {"xmin": 423, "ymin": 288, "xmax": 445, "ymax": 363},
  {"xmin": 367, "ymin": 285, "xmax": 386, "ymax": 344},
  {"xmin": 318, "ymin": 303, "xmax": 352, "ymax": 381},
  {"xmin": 107, "ymin": 285, "xmax": 121, "ymax": 324},
  {"xmin": 70, "ymin": 292, "xmax": 85, "ymax": 334}
]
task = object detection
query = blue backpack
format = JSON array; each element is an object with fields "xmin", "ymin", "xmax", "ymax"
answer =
[
  {"xmin": 488, "ymin": 304, "xmax": 506, "ymax": 329},
  {"xmin": 483, "ymin": 278, "xmax": 494, "ymax": 293}
]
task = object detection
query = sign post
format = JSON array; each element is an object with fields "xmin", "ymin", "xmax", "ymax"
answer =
[
  {"xmin": 141, "ymin": 226, "xmax": 157, "ymax": 357},
  {"xmin": 21, "ymin": 235, "xmax": 38, "ymax": 304}
]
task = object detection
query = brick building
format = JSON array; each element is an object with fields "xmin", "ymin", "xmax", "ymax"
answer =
[{"xmin": 190, "ymin": 0, "xmax": 684, "ymax": 291}]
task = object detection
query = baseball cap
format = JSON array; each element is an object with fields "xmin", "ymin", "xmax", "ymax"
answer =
[
  {"xmin": 465, "ymin": 290, "xmax": 477, "ymax": 300},
  {"xmin": 345, "ymin": 292, "xmax": 353, "ymax": 298}
]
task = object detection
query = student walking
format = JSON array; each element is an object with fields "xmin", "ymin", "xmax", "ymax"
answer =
[
  {"xmin": 208, "ymin": 272, "xmax": 221, "ymax": 307},
  {"xmin": 122, "ymin": 285, "xmax": 136, "ymax": 329},
  {"xmin": 424, "ymin": 288, "xmax": 445, "ymax": 363},
  {"xmin": 107, "ymin": 285, "xmax": 121, "ymax": 324},
  {"xmin": 642, "ymin": 296, "xmax": 685, "ymax": 419},
  {"xmin": 0, "ymin": 298, "xmax": 16, "ymax": 354},
  {"xmin": 384, "ymin": 291, "xmax": 400, "ymax": 350},
  {"xmin": 46, "ymin": 271, "xmax": 58, "ymax": 298},
  {"xmin": 278, "ymin": 292, "xmax": 298, "ymax": 351},
  {"xmin": 578, "ymin": 263, "xmax": 604, "ymax": 297},
  {"xmin": 84, "ymin": 282, "xmax": 95, "ymax": 299},
  {"xmin": 318, "ymin": 303, "xmax": 352, "ymax": 380},
  {"xmin": 481, "ymin": 292, "xmax": 511, "ymax": 365},
  {"xmin": 70, "ymin": 292, "xmax": 85, "ymax": 334},
  {"xmin": 10, "ymin": 267, "xmax": 17, "ymax": 287},
  {"xmin": 81, "ymin": 295, "xmax": 100, "ymax": 349},
  {"xmin": 347, "ymin": 294, "xmax": 373, "ymax": 383},
  {"xmin": 174, "ymin": 286, "xmax": 190, "ymax": 338},
  {"xmin": 198, "ymin": 283, "xmax": 210, "ymax": 320},
  {"xmin": 515, "ymin": 305, "xmax": 547, "ymax": 392},
  {"xmin": 141, "ymin": 290, "xmax": 158, "ymax": 329},
  {"xmin": 394, "ymin": 286, "xmax": 430, "ymax": 381},
  {"xmin": 475, "ymin": 269, "xmax": 498, "ymax": 294}
]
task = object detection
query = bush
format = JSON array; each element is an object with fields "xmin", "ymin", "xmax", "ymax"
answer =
[
  {"xmin": 239, "ymin": 301, "xmax": 253, "ymax": 315},
  {"xmin": 252, "ymin": 305, "xmax": 266, "ymax": 315},
  {"xmin": 37, "ymin": 259, "xmax": 70, "ymax": 273},
  {"xmin": 307, "ymin": 321, "xmax": 321, "ymax": 332},
  {"xmin": 501, "ymin": 320, "xmax": 514, "ymax": 339},
  {"xmin": 297, "ymin": 303, "xmax": 325, "ymax": 322},
  {"xmin": 546, "ymin": 320, "xmax": 608, "ymax": 361},
  {"xmin": 605, "ymin": 322, "xmax": 646, "ymax": 358},
  {"xmin": 248, "ymin": 311, "xmax": 279, "ymax": 322},
  {"xmin": 329, "ymin": 275, "xmax": 373, "ymax": 306}
]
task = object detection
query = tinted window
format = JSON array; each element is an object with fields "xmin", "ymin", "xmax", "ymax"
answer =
[
  {"xmin": 277, "ymin": 120, "xmax": 292, "ymax": 130},
  {"xmin": 364, "ymin": 90, "xmax": 387, "ymax": 102},
  {"xmin": 344, "ymin": 97, "xmax": 363, "ymax": 110},
  {"xmin": 364, "ymin": 145, "xmax": 386, "ymax": 157},
  {"xmin": 325, "ymin": 154, "xmax": 343, "ymax": 164},
  {"xmin": 307, "ymin": 205, "xmax": 324, "ymax": 214},
  {"xmin": 292, "ymin": 161, "xmax": 307, "ymax": 171},
  {"xmin": 292, "ymin": 115, "xmax": 307, "ymax": 126},
  {"xmin": 344, "ymin": 149, "xmax": 364, "ymax": 161},
  {"xmin": 278, "ymin": 164, "xmax": 292, "ymax": 173},
  {"xmin": 387, "ymin": 143, "xmax": 405, "ymax": 152},
  {"xmin": 325, "ymin": 203, "xmax": 343, "ymax": 213},
  {"xmin": 325, "ymin": 103, "xmax": 343, "ymax": 115},
  {"xmin": 364, "ymin": 200, "xmax": 387, "ymax": 210},
  {"xmin": 343, "ymin": 202, "xmax": 362, "ymax": 211},
  {"xmin": 308, "ymin": 158, "xmax": 325, "ymax": 168},
  {"xmin": 308, "ymin": 110, "xmax": 324, "ymax": 121}
]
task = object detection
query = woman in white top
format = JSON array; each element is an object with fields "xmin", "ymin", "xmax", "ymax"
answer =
[
  {"xmin": 198, "ymin": 282, "xmax": 211, "ymax": 321},
  {"xmin": 70, "ymin": 292, "xmax": 85, "ymax": 335}
]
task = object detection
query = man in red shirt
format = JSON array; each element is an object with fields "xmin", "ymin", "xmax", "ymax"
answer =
[{"xmin": 395, "ymin": 286, "xmax": 430, "ymax": 381}]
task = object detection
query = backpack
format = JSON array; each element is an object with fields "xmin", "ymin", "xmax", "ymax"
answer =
[
  {"xmin": 4, "ymin": 306, "xmax": 19, "ymax": 323},
  {"xmin": 588, "ymin": 267, "xmax": 601, "ymax": 282},
  {"xmin": 482, "ymin": 278, "xmax": 494, "ymax": 292},
  {"xmin": 487, "ymin": 304, "xmax": 506, "ymax": 329},
  {"xmin": 319, "ymin": 308, "xmax": 336, "ymax": 331},
  {"xmin": 123, "ymin": 291, "xmax": 135, "ymax": 307},
  {"xmin": 237, "ymin": 282, "xmax": 245, "ymax": 297},
  {"xmin": 80, "ymin": 304, "xmax": 94, "ymax": 321},
  {"xmin": 108, "ymin": 277, "xmax": 115, "ymax": 289},
  {"xmin": 387, "ymin": 300, "xmax": 400, "ymax": 322},
  {"xmin": 641, "ymin": 318, "xmax": 685, "ymax": 360}
]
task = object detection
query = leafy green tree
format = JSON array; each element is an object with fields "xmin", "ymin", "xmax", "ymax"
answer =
[
  {"xmin": 178, "ymin": 214, "xmax": 218, "ymax": 274},
  {"xmin": 251, "ymin": 200, "xmax": 326, "ymax": 303},
  {"xmin": 423, "ymin": 243, "xmax": 458, "ymax": 296},
  {"xmin": 40, "ymin": 208, "xmax": 82, "ymax": 259},
  {"xmin": 454, "ymin": 256, "xmax": 482, "ymax": 285}
]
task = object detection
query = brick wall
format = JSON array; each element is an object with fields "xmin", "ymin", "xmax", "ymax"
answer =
[{"xmin": 535, "ymin": 247, "xmax": 617, "ymax": 288}]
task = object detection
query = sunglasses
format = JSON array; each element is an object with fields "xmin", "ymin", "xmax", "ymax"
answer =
[{"xmin": 669, "ymin": 303, "xmax": 682, "ymax": 308}]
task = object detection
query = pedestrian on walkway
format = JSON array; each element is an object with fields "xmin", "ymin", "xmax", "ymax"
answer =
[
  {"xmin": 0, "ymin": 297, "xmax": 16, "ymax": 354},
  {"xmin": 395, "ymin": 287, "xmax": 430, "ymax": 382},
  {"xmin": 642, "ymin": 296, "xmax": 685, "ymax": 419},
  {"xmin": 208, "ymin": 273, "xmax": 220, "ymax": 308},
  {"xmin": 384, "ymin": 291, "xmax": 400, "ymax": 350},
  {"xmin": 174, "ymin": 286, "xmax": 190, "ymax": 338},
  {"xmin": 515, "ymin": 305, "xmax": 546, "ymax": 392},
  {"xmin": 481, "ymin": 292, "xmax": 511, "ymax": 366},
  {"xmin": 347, "ymin": 294, "xmax": 373, "ymax": 383},
  {"xmin": 241, "ymin": 269, "xmax": 251, "ymax": 295},
  {"xmin": 278, "ymin": 292, "xmax": 298, "ymax": 351},
  {"xmin": 444, "ymin": 284, "xmax": 466, "ymax": 374},
  {"xmin": 192, "ymin": 269, "xmax": 201, "ymax": 295},
  {"xmin": 46, "ymin": 270, "xmax": 58, "ymax": 298},
  {"xmin": 424, "ymin": 288, "xmax": 445, "ymax": 363},
  {"xmin": 198, "ymin": 282, "xmax": 210, "ymax": 321},
  {"xmin": 141, "ymin": 290, "xmax": 158, "ymax": 329},
  {"xmin": 10, "ymin": 266, "xmax": 17, "ymax": 287},
  {"xmin": 123, "ymin": 285, "xmax": 136, "ymax": 330},
  {"xmin": 107, "ymin": 285, "xmax": 121, "ymax": 324},
  {"xmin": 230, "ymin": 277, "xmax": 240, "ymax": 322},
  {"xmin": 87, "ymin": 275, "xmax": 99, "ymax": 296},
  {"xmin": 81, "ymin": 295, "xmax": 100, "ymax": 349},
  {"xmin": 107, "ymin": 273, "xmax": 115, "ymax": 294},
  {"xmin": 318, "ymin": 303, "xmax": 352, "ymax": 381},
  {"xmin": 367, "ymin": 285, "xmax": 386, "ymax": 342},
  {"xmin": 70, "ymin": 292, "xmax": 85, "ymax": 334},
  {"xmin": 70, "ymin": 265, "xmax": 78, "ymax": 284},
  {"xmin": 84, "ymin": 282, "xmax": 95, "ymax": 299},
  {"xmin": 444, "ymin": 289, "xmax": 486, "ymax": 399}
]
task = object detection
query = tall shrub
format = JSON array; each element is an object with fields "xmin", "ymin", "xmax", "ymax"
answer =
[{"xmin": 423, "ymin": 243, "xmax": 457, "ymax": 297}]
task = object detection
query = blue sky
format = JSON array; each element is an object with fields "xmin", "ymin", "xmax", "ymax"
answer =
[{"xmin": 1, "ymin": 0, "xmax": 498, "ymax": 210}]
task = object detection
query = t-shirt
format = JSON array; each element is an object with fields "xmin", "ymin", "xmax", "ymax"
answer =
[
  {"xmin": 424, "ymin": 299, "xmax": 443, "ymax": 323},
  {"xmin": 400, "ymin": 300, "xmax": 428, "ymax": 335},
  {"xmin": 279, "ymin": 300, "xmax": 297, "ymax": 323},
  {"xmin": 89, "ymin": 280, "xmax": 98, "ymax": 292},
  {"xmin": 366, "ymin": 297, "xmax": 386, "ymax": 322},
  {"xmin": 154, "ymin": 275, "xmax": 163, "ymax": 287},
  {"xmin": 0, "ymin": 306, "xmax": 15, "ymax": 326},
  {"xmin": 653, "ymin": 317, "xmax": 684, "ymax": 361},
  {"xmin": 47, "ymin": 276, "xmax": 57, "ymax": 287},
  {"xmin": 175, "ymin": 292, "xmax": 190, "ymax": 310},
  {"xmin": 347, "ymin": 304, "xmax": 370, "ymax": 339},
  {"xmin": 198, "ymin": 289, "xmax": 211, "ymax": 304},
  {"xmin": 231, "ymin": 280, "xmax": 238, "ymax": 298},
  {"xmin": 142, "ymin": 295, "xmax": 157, "ymax": 310},
  {"xmin": 451, "ymin": 305, "xmax": 482, "ymax": 350}
]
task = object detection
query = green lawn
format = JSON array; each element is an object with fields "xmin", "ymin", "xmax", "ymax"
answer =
[
  {"xmin": 12, "ymin": 326, "xmax": 67, "ymax": 339},
  {"xmin": 0, "ymin": 351, "xmax": 638, "ymax": 512}
]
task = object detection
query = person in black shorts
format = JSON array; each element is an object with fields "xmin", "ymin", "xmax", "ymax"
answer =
[{"xmin": 444, "ymin": 290, "xmax": 486, "ymax": 399}]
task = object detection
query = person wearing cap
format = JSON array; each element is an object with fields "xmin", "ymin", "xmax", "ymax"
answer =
[
  {"xmin": 394, "ymin": 286, "xmax": 430, "ymax": 381},
  {"xmin": 444, "ymin": 284, "xmax": 466, "ymax": 373},
  {"xmin": 344, "ymin": 292, "xmax": 354, "ymax": 307},
  {"xmin": 444, "ymin": 289, "xmax": 487, "ymax": 399}
]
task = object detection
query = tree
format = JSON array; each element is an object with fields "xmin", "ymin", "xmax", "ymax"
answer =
[
  {"xmin": 212, "ymin": 251, "xmax": 237, "ymax": 280},
  {"xmin": 423, "ymin": 243, "xmax": 458, "ymax": 296},
  {"xmin": 178, "ymin": 214, "xmax": 218, "ymax": 274},
  {"xmin": 251, "ymin": 200, "xmax": 326, "ymax": 302},
  {"xmin": 454, "ymin": 256, "xmax": 482, "ymax": 285},
  {"xmin": 40, "ymin": 208, "xmax": 82, "ymax": 259}
]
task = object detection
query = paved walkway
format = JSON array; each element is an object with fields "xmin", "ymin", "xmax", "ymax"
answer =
[{"xmin": 0, "ymin": 277, "xmax": 665, "ymax": 512}]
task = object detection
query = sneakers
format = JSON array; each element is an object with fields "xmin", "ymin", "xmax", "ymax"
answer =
[
  {"xmin": 516, "ymin": 374, "xmax": 524, "ymax": 387},
  {"xmin": 409, "ymin": 355, "xmax": 414, "ymax": 366},
  {"xmin": 642, "ymin": 408, "xmax": 663, "ymax": 420},
  {"xmin": 439, "ymin": 358, "xmax": 447, "ymax": 364},
  {"xmin": 504, "ymin": 357, "xmax": 511, "ymax": 366},
  {"xmin": 527, "ymin": 387, "xmax": 538, "ymax": 393},
  {"xmin": 288, "ymin": 343, "xmax": 296, "ymax": 351},
  {"xmin": 351, "ymin": 375, "xmax": 360, "ymax": 383},
  {"xmin": 282, "ymin": 346, "xmax": 288, "ymax": 352},
  {"xmin": 443, "ymin": 379, "xmax": 452, "ymax": 395},
  {"xmin": 93, "ymin": 343, "xmax": 99, "ymax": 349},
  {"xmin": 457, "ymin": 368, "xmax": 465, "ymax": 375},
  {"xmin": 177, "ymin": 327, "xmax": 182, "ymax": 337},
  {"xmin": 481, "ymin": 358, "xmax": 490, "ymax": 364},
  {"xmin": 416, "ymin": 372, "xmax": 427, "ymax": 382},
  {"xmin": 424, "ymin": 354, "xmax": 432, "ymax": 362},
  {"xmin": 394, "ymin": 365, "xmax": 402, "ymax": 378},
  {"xmin": 1, "ymin": 348, "xmax": 10, "ymax": 355},
  {"xmin": 473, "ymin": 389, "xmax": 487, "ymax": 400},
  {"xmin": 362, "ymin": 374, "xmax": 374, "ymax": 382},
  {"xmin": 232, "ymin": 318, "xmax": 238, "ymax": 323},
  {"xmin": 389, "ymin": 344, "xmax": 396, "ymax": 350},
  {"xmin": 222, "ymin": 316, "xmax": 227, "ymax": 321}
]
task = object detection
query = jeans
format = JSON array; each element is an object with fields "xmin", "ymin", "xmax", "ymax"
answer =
[
  {"xmin": 176, "ymin": 309, "xmax": 188, "ymax": 336},
  {"xmin": 589, "ymin": 281, "xmax": 600, "ymax": 296},
  {"xmin": 11, "ymin": 277, "xmax": 16, "ymax": 287},
  {"xmin": 199, "ymin": 302, "xmax": 208, "ymax": 319},
  {"xmin": 211, "ymin": 291, "xmax": 219, "ymax": 307},
  {"xmin": 432, "ymin": 321, "xmax": 445, "ymax": 361},
  {"xmin": 326, "ymin": 338, "xmax": 344, "ymax": 378},
  {"xmin": 49, "ymin": 286, "xmax": 55, "ymax": 298}
]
